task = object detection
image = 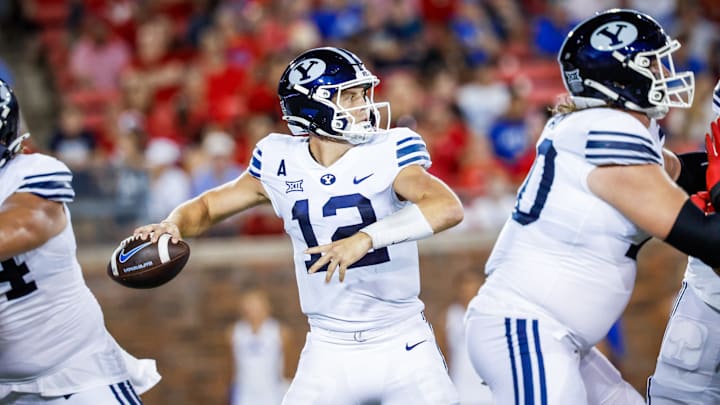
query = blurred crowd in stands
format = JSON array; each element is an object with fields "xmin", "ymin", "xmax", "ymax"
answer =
[{"xmin": 0, "ymin": 0, "xmax": 719, "ymax": 242}]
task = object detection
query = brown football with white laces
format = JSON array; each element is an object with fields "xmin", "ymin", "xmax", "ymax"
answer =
[{"xmin": 107, "ymin": 234, "xmax": 190, "ymax": 289}]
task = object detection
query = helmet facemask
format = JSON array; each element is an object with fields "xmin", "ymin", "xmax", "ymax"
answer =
[
  {"xmin": 618, "ymin": 39, "xmax": 694, "ymax": 118},
  {"xmin": 283, "ymin": 76, "xmax": 391, "ymax": 145},
  {"xmin": 558, "ymin": 9, "xmax": 695, "ymax": 120}
]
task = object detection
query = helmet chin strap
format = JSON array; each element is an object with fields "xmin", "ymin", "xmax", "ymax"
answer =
[
  {"xmin": 581, "ymin": 79, "xmax": 668, "ymax": 119},
  {"xmin": 0, "ymin": 132, "xmax": 29, "ymax": 168}
]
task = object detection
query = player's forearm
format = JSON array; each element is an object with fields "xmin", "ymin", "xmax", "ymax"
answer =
[
  {"xmin": 164, "ymin": 195, "xmax": 213, "ymax": 238},
  {"xmin": 360, "ymin": 193, "xmax": 463, "ymax": 249},
  {"xmin": 415, "ymin": 193, "xmax": 464, "ymax": 233}
]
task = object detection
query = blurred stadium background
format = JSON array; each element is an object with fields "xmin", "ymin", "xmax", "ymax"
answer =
[{"xmin": 0, "ymin": 0, "xmax": 718, "ymax": 403}]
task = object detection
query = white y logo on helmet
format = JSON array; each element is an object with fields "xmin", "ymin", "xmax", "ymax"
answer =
[
  {"xmin": 590, "ymin": 22, "xmax": 638, "ymax": 51},
  {"xmin": 289, "ymin": 58, "xmax": 327, "ymax": 85},
  {"xmin": 0, "ymin": 83, "xmax": 10, "ymax": 129}
]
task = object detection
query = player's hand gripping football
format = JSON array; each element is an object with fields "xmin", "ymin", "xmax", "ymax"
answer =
[
  {"xmin": 305, "ymin": 232, "xmax": 374, "ymax": 283},
  {"xmin": 134, "ymin": 221, "xmax": 182, "ymax": 243},
  {"xmin": 705, "ymin": 117, "xmax": 720, "ymax": 208}
]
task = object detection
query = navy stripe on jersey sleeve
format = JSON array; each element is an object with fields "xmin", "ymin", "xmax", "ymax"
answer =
[
  {"xmin": 248, "ymin": 147, "xmax": 262, "ymax": 179},
  {"xmin": 396, "ymin": 134, "xmax": 431, "ymax": 169},
  {"xmin": 713, "ymin": 85, "xmax": 720, "ymax": 114},
  {"xmin": 585, "ymin": 130, "xmax": 662, "ymax": 165},
  {"xmin": 17, "ymin": 171, "xmax": 75, "ymax": 202}
]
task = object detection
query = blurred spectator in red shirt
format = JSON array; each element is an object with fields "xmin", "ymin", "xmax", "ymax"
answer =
[
  {"xmin": 415, "ymin": 99, "xmax": 470, "ymax": 188},
  {"xmin": 122, "ymin": 15, "xmax": 185, "ymax": 105},
  {"xmin": 69, "ymin": 14, "xmax": 131, "ymax": 91}
]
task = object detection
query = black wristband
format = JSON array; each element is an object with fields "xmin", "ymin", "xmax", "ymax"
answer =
[
  {"xmin": 665, "ymin": 199, "xmax": 720, "ymax": 268},
  {"xmin": 675, "ymin": 151, "xmax": 708, "ymax": 194}
]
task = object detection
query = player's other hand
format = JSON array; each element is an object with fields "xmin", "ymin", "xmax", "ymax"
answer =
[
  {"xmin": 705, "ymin": 118, "xmax": 720, "ymax": 205},
  {"xmin": 690, "ymin": 191, "xmax": 715, "ymax": 215},
  {"xmin": 133, "ymin": 221, "xmax": 182, "ymax": 243},
  {"xmin": 305, "ymin": 233, "xmax": 373, "ymax": 283}
]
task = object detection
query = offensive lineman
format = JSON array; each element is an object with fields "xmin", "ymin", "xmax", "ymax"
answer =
[
  {"xmin": 0, "ymin": 79, "xmax": 160, "ymax": 403},
  {"xmin": 646, "ymin": 80, "xmax": 720, "ymax": 404},
  {"xmin": 134, "ymin": 47, "xmax": 462, "ymax": 405},
  {"xmin": 465, "ymin": 9, "xmax": 720, "ymax": 404}
]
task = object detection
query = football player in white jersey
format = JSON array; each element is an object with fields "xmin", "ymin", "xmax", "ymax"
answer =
[
  {"xmin": 646, "ymin": 80, "xmax": 720, "ymax": 404},
  {"xmin": 134, "ymin": 47, "xmax": 463, "ymax": 404},
  {"xmin": 230, "ymin": 288, "xmax": 290, "ymax": 405},
  {"xmin": 0, "ymin": 79, "xmax": 160, "ymax": 404},
  {"xmin": 464, "ymin": 9, "xmax": 720, "ymax": 405}
]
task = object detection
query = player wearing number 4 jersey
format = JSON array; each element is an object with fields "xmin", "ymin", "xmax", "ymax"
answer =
[
  {"xmin": 0, "ymin": 79, "xmax": 160, "ymax": 404},
  {"xmin": 465, "ymin": 9, "xmax": 720, "ymax": 405},
  {"xmin": 134, "ymin": 47, "xmax": 463, "ymax": 404}
]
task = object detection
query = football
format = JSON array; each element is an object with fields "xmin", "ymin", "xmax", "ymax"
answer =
[{"xmin": 107, "ymin": 234, "xmax": 190, "ymax": 289}]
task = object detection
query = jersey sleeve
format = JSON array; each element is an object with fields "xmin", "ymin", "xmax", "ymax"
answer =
[
  {"xmin": 248, "ymin": 142, "xmax": 263, "ymax": 179},
  {"xmin": 394, "ymin": 128, "xmax": 432, "ymax": 170},
  {"xmin": 15, "ymin": 155, "xmax": 75, "ymax": 202},
  {"xmin": 583, "ymin": 115, "xmax": 663, "ymax": 166}
]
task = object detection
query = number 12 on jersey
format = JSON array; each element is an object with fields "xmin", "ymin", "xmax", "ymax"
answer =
[
  {"xmin": 512, "ymin": 139, "xmax": 557, "ymax": 225},
  {"xmin": 292, "ymin": 193, "xmax": 390, "ymax": 272}
]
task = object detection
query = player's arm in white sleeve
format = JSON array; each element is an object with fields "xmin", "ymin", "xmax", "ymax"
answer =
[
  {"xmin": 0, "ymin": 193, "xmax": 67, "ymax": 261},
  {"xmin": 0, "ymin": 156, "xmax": 74, "ymax": 261},
  {"xmin": 588, "ymin": 116, "xmax": 720, "ymax": 268}
]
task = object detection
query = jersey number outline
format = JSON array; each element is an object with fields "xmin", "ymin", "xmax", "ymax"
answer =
[
  {"xmin": 512, "ymin": 139, "xmax": 557, "ymax": 225},
  {"xmin": 292, "ymin": 193, "xmax": 390, "ymax": 272},
  {"xmin": 0, "ymin": 259, "xmax": 37, "ymax": 300}
]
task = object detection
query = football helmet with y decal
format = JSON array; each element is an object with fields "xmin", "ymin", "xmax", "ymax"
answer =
[
  {"xmin": 558, "ymin": 9, "xmax": 694, "ymax": 118},
  {"xmin": 0, "ymin": 79, "xmax": 28, "ymax": 168},
  {"xmin": 277, "ymin": 47, "xmax": 390, "ymax": 145}
]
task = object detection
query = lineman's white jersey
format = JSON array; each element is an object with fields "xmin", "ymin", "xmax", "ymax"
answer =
[
  {"xmin": 469, "ymin": 108, "xmax": 663, "ymax": 349},
  {"xmin": 249, "ymin": 128, "xmax": 430, "ymax": 332},
  {"xmin": 0, "ymin": 153, "xmax": 159, "ymax": 397}
]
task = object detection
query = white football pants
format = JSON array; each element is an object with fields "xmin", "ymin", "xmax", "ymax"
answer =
[
  {"xmin": 0, "ymin": 380, "xmax": 143, "ymax": 405},
  {"xmin": 647, "ymin": 282, "xmax": 720, "ymax": 404},
  {"xmin": 465, "ymin": 313, "xmax": 644, "ymax": 405},
  {"xmin": 282, "ymin": 313, "xmax": 459, "ymax": 405}
]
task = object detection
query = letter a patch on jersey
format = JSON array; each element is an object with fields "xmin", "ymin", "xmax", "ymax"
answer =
[{"xmin": 277, "ymin": 159, "xmax": 287, "ymax": 176}]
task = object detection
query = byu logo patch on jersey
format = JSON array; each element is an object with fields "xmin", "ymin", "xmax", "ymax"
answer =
[
  {"xmin": 591, "ymin": 22, "xmax": 638, "ymax": 51},
  {"xmin": 320, "ymin": 174, "xmax": 336, "ymax": 185},
  {"xmin": 288, "ymin": 58, "xmax": 326, "ymax": 85}
]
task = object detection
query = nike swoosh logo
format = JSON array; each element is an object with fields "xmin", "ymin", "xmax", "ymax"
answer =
[
  {"xmin": 118, "ymin": 241, "xmax": 152, "ymax": 263},
  {"xmin": 353, "ymin": 173, "xmax": 374, "ymax": 184},
  {"xmin": 405, "ymin": 340, "xmax": 427, "ymax": 351}
]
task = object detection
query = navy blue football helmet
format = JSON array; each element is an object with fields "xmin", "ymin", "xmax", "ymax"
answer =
[
  {"xmin": 558, "ymin": 9, "xmax": 694, "ymax": 118},
  {"xmin": 277, "ymin": 47, "xmax": 390, "ymax": 144},
  {"xmin": 0, "ymin": 79, "xmax": 27, "ymax": 168}
]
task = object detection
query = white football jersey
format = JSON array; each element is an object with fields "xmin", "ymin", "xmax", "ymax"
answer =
[
  {"xmin": 470, "ymin": 108, "xmax": 662, "ymax": 349},
  {"xmin": 231, "ymin": 319, "xmax": 285, "ymax": 405},
  {"xmin": 249, "ymin": 128, "xmax": 430, "ymax": 332},
  {"xmin": 0, "ymin": 154, "xmax": 159, "ymax": 396}
]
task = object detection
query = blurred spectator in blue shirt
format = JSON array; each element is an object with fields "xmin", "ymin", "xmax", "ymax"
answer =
[{"xmin": 191, "ymin": 130, "xmax": 244, "ymax": 197}]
